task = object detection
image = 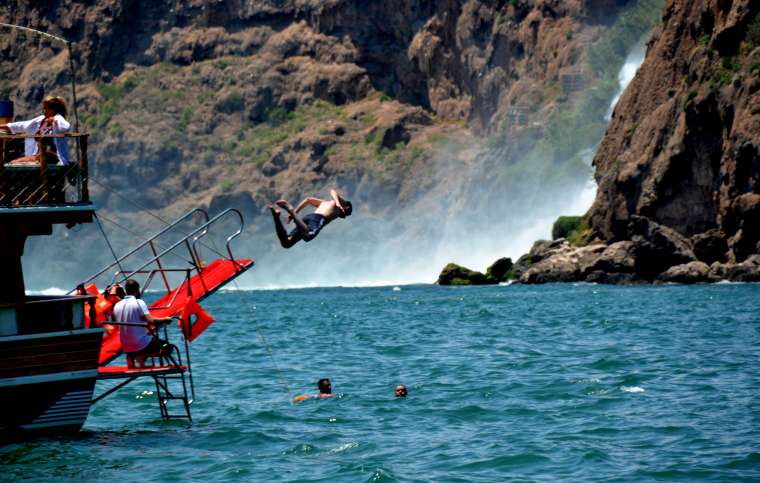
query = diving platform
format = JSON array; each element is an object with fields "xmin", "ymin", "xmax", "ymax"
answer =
[{"xmin": 81, "ymin": 207, "xmax": 254, "ymax": 421}]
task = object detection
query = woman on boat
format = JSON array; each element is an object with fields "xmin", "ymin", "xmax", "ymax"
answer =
[{"xmin": 0, "ymin": 96, "xmax": 71, "ymax": 165}]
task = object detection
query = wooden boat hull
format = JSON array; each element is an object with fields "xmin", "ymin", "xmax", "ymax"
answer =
[{"xmin": 0, "ymin": 328, "xmax": 103, "ymax": 437}]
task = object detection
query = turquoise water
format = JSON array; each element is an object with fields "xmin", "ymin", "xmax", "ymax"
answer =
[{"xmin": 2, "ymin": 284, "xmax": 760, "ymax": 481}]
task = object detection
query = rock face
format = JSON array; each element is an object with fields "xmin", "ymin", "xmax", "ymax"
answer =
[
  {"xmin": 516, "ymin": 0, "xmax": 760, "ymax": 285},
  {"xmin": 5, "ymin": 0, "xmax": 666, "ymax": 287},
  {"xmin": 0, "ymin": 0, "xmax": 644, "ymax": 224},
  {"xmin": 587, "ymin": 0, "xmax": 760, "ymax": 262}
]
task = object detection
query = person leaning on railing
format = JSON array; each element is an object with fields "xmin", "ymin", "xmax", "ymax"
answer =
[{"xmin": 0, "ymin": 96, "xmax": 71, "ymax": 165}]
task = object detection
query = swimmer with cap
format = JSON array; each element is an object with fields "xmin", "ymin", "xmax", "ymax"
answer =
[{"xmin": 395, "ymin": 384, "xmax": 407, "ymax": 398}]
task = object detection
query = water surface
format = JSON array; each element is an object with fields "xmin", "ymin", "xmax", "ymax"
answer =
[{"xmin": 2, "ymin": 284, "xmax": 759, "ymax": 481}]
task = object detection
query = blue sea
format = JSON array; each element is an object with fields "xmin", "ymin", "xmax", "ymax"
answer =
[{"xmin": 2, "ymin": 283, "xmax": 760, "ymax": 481}]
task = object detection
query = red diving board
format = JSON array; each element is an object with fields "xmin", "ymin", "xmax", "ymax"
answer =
[
  {"xmin": 97, "ymin": 258, "xmax": 252, "ymax": 365},
  {"xmin": 150, "ymin": 258, "xmax": 252, "ymax": 317}
]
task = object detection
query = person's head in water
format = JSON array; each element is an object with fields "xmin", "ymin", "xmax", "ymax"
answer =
[
  {"xmin": 338, "ymin": 198, "xmax": 352, "ymax": 218},
  {"xmin": 125, "ymin": 279, "xmax": 141, "ymax": 297},
  {"xmin": 395, "ymin": 384, "xmax": 407, "ymax": 398},
  {"xmin": 318, "ymin": 378, "xmax": 332, "ymax": 395}
]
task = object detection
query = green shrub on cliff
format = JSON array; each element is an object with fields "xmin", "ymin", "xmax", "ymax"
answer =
[{"xmin": 552, "ymin": 215, "xmax": 588, "ymax": 246}]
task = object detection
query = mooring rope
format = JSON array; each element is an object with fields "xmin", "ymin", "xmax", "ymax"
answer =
[
  {"xmin": 93, "ymin": 212, "xmax": 126, "ymax": 283},
  {"xmin": 89, "ymin": 175, "xmax": 232, "ymax": 262}
]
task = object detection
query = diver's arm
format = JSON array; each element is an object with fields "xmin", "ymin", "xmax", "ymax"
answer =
[{"xmin": 330, "ymin": 189, "xmax": 345, "ymax": 213}]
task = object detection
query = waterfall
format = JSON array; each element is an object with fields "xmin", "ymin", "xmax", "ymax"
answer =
[
  {"xmin": 607, "ymin": 44, "xmax": 646, "ymax": 120},
  {"xmin": 235, "ymin": 40, "xmax": 653, "ymax": 288}
]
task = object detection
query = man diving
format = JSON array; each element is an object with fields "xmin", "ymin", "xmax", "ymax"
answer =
[{"xmin": 268, "ymin": 189, "xmax": 352, "ymax": 248}]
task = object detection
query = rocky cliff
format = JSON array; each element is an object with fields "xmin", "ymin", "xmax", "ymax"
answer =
[
  {"xmin": 513, "ymin": 0, "xmax": 760, "ymax": 284},
  {"xmin": 1, "ymin": 0, "xmax": 663, "ymax": 287}
]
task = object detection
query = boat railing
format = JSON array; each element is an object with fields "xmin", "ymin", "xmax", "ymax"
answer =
[
  {"xmin": 79, "ymin": 208, "xmax": 210, "ymax": 290},
  {"xmin": 0, "ymin": 294, "xmax": 96, "ymax": 336},
  {"xmin": 79, "ymin": 208, "xmax": 246, "ymax": 298},
  {"xmin": 0, "ymin": 132, "xmax": 90, "ymax": 207}
]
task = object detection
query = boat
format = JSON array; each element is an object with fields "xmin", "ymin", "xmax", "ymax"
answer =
[
  {"xmin": 0, "ymin": 125, "xmax": 103, "ymax": 437},
  {"xmin": 0, "ymin": 24, "xmax": 253, "ymax": 437}
]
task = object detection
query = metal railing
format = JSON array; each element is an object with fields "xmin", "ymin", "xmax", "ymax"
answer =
[
  {"xmin": 0, "ymin": 132, "xmax": 89, "ymax": 206},
  {"xmin": 77, "ymin": 208, "xmax": 246, "ymax": 298}
]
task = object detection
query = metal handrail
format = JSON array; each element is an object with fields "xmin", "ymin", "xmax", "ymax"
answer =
[
  {"xmin": 1, "ymin": 131, "xmax": 90, "ymax": 205},
  {"xmin": 78, "ymin": 208, "xmax": 209, "ymax": 289},
  {"xmin": 80, "ymin": 208, "xmax": 245, "ymax": 295},
  {"xmin": 191, "ymin": 207, "xmax": 245, "ymax": 267},
  {"xmin": 119, "ymin": 208, "xmax": 244, "ymax": 284},
  {"xmin": 0, "ymin": 132, "xmax": 89, "ymax": 140}
]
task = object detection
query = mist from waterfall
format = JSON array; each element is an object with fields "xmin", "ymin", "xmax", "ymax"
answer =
[{"xmin": 232, "ymin": 42, "xmax": 650, "ymax": 289}]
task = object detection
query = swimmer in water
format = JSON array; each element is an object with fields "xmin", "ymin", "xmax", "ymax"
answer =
[
  {"xmin": 268, "ymin": 189, "xmax": 352, "ymax": 248},
  {"xmin": 294, "ymin": 378, "xmax": 335, "ymax": 402},
  {"xmin": 395, "ymin": 384, "xmax": 408, "ymax": 398}
]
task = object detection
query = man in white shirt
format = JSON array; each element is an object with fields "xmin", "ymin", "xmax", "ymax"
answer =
[{"xmin": 114, "ymin": 279, "xmax": 172, "ymax": 356}]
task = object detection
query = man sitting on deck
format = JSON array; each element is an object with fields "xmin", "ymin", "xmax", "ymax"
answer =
[
  {"xmin": 114, "ymin": 279, "xmax": 173, "ymax": 360},
  {"xmin": 268, "ymin": 189, "xmax": 352, "ymax": 249}
]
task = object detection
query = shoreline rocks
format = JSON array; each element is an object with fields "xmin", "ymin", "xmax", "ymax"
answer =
[{"xmin": 436, "ymin": 216, "xmax": 760, "ymax": 286}]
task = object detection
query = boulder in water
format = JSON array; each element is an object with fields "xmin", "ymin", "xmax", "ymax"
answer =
[
  {"xmin": 485, "ymin": 257, "xmax": 513, "ymax": 282},
  {"xmin": 436, "ymin": 263, "xmax": 495, "ymax": 285},
  {"xmin": 708, "ymin": 255, "xmax": 760, "ymax": 282},
  {"xmin": 656, "ymin": 261, "xmax": 710, "ymax": 284}
]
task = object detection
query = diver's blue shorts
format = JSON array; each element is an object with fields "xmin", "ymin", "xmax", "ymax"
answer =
[{"xmin": 289, "ymin": 213, "xmax": 326, "ymax": 241}]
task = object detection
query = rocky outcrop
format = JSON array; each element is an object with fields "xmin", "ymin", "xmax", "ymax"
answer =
[
  {"xmin": 708, "ymin": 255, "xmax": 760, "ymax": 282},
  {"xmin": 587, "ymin": 0, "xmax": 760, "ymax": 262},
  {"xmin": 519, "ymin": 240, "xmax": 607, "ymax": 284},
  {"xmin": 436, "ymin": 263, "xmax": 494, "ymax": 285},
  {"xmin": 485, "ymin": 257, "xmax": 513, "ymax": 282},
  {"xmin": 657, "ymin": 261, "xmax": 710, "ymax": 284},
  {"xmin": 516, "ymin": 0, "xmax": 759, "ymax": 285}
]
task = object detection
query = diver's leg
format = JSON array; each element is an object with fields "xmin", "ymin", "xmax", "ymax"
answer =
[
  {"xmin": 269, "ymin": 205, "xmax": 297, "ymax": 248},
  {"xmin": 275, "ymin": 200, "xmax": 311, "ymax": 236}
]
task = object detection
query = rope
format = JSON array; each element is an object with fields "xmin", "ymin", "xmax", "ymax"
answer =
[
  {"xmin": 0, "ymin": 22, "xmax": 69, "ymax": 44},
  {"xmin": 251, "ymin": 307, "xmax": 294, "ymax": 400},
  {"xmin": 89, "ymin": 176, "xmax": 232, "ymax": 261},
  {"xmin": 96, "ymin": 212, "xmax": 194, "ymax": 265},
  {"xmin": 223, "ymin": 279, "xmax": 293, "ymax": 403},
  {"xmin": 94, "ymin": 213, "xmax": 126, "ymax": 285}
]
